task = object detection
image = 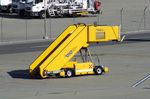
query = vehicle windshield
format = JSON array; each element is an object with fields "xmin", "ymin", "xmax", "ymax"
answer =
[
  {"xmin": 26, "ymin": 0, "xmax": 43, "ymax": 4},
  {"xmin": 12, "ymin": 0, "xmax": 20, "ymax": 2},
  {"xmin": 12, "ymin": 0, "xmax": 26, "ymax": 2},
  {"xmin": 26, "ymin": 0, "xmax": 33, "ymax": 4},
  {"xmin": 35, "ymin": 0, "xmax": 43, "ymax": 4}
]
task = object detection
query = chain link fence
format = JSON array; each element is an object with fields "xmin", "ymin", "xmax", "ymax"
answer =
[
  {"xmin": 0, "ymin": 7, "xmax": 150, "ymax": 42},
  {"xmin": 120, "ymin": 6, "xmax": 150, "ymax": 32}
]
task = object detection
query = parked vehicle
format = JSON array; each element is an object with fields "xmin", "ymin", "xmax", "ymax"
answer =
[
  {"xmin": 25, "ymin": 0, "xmax": 101, "ymax": 18},
  {"xmin": 29, "ymin": 23, "xmax": 120, "ymax": 78},
  {"xmin": 0, "ymin": 0, "xmax": 13, "ymax": 12},
  {"xmin": 12, "ymin": 0, "xmax": 26, "ymax": 16}
]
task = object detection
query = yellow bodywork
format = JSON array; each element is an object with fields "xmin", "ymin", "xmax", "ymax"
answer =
[
  {"xmin": 75, "ymin": 62, "xmax": 94, "ymax": 75},
  {"xmin": 29, "ymin": 24, "xmax": 120, "ymax": 78},
  {"xmin": 76, "ymin": 11, "xmax": 89, "ymax": 15},
  {"xmin": 59, "ymin": 62, "xmax": 94, "ymax": 77},
  {"xmin": 88, "ymin": 25, "xmax": 120, "ymax": 42}
]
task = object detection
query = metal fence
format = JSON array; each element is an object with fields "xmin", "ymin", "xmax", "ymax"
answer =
[
  {"xmin": 120, "ymin": 6, "xmax": 150, "ymax": 32},
  {"xmin": 0, "ymin": 7, "xmax": 150, "ymax": 42}
]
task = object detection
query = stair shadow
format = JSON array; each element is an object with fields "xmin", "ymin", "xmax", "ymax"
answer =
[
  {"xmin": 7, "ymin": 69, "xmax": 61, "ymax": 79},
  {"xmin": 7, "ymin": 69, "xmax": 32, "ymax": 79},
  {"xmin": 7, "ymin": 69, "xmax": 94, "ymax": 79}
]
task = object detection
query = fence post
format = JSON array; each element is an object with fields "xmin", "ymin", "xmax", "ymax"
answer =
[
  {"xmin": 144, "ymin": 6, "xmax": 147, "ymax": 30},
  {"xmin": 25, "ymin": 19, "xmax": 28, "ymax": 40},
  {"xmin": 49, "ymin": 18, "xmax": 52, "ymax": 38},
  {"xmin": 97, "ymin": 14, "xmax": 100, "ymax": 25},
  {"xmin": 43, "ymin": 18, "xmax": 48, "ymax": 39},
  {"xmin": 97, "ymin": 10, "xmax": 102, "ymax": 25},
  {"xmin": 72, "ymin": 17, "xmax": 75, "ymax": 24},
  {"xmin": 43, "ymin": 0, "xmax": 49, "ymax": 39},
  {"xmin": 120, "ymin": 8, "xmax": 124, "ymax": 32},
  {"xmin": 138, "ymin": 6, "xmax": 147, "ymax": 31},
  {"xmin": 0, "ymin": 15, "xmax": 3, "ymax": 42}
]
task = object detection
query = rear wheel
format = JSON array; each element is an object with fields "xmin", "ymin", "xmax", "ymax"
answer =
[
  {"xmin": 65, "ymin": 69, "xmax": 74, "ymax": 78},
  {"xmin": 94, "ymin": 66, "xmax": 104, "ymax": 75},
  {"xmin": 8, "ymin": 7, "xmax": 13, "ymax": 13}
]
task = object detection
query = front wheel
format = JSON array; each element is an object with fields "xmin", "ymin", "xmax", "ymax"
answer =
[
  {"xmin": 94, "ymin": 66, "xmax": 104, "ymax": 75},
  {"xmin": 65, "ymin": 69, "xmax": 74, "ymax": 78},
  {"xmin": 8, "ymin": 7, "xmax": 13, "ymax": 13},
  {"xmin": 40, "ymin": 11, "xmax": 46, "ymax": 19}
]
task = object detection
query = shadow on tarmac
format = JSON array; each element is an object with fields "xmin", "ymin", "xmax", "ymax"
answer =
[
  {"xmin": 0, "ymin": 12, "xmax": 96, "ymax": 20},
  {"xmin": 125, "ymin": 39, "xmax": 150, "ymax": 42},
  {"xmin": 7, "ymin": 69, "xmax": 65, "ymax": 79},
  {"xmin": 7, "ymin": 69, "xmax": 32, "ymax": 79},
  {"xmin": 7, "ymin": 69, "xmax": 94, "ymax": 79},
  {"xmin": 0, "ymin": 13, "xmax": 30, "ymax": 19}
]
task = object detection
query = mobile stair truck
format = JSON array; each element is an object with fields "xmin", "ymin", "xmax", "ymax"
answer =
[{"xmin": 29, "ymin": 23, "xmax": 121, "ymax": 78}]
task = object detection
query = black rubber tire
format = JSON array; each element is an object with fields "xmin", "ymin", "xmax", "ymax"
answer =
[
  {"xmin": 40, "ymin": 11, "xmax": 46, "ymax": 19},
  {"xmin": 8, "ymin": 7, "xmax": 13, "ymax": 13},
  {"xmin": 94, "ymin": 66, "xmax": 104, "ymax": 75},
  {"xmin": 65, "ymin": 69, "xmax": 73, "ymax": 78}
]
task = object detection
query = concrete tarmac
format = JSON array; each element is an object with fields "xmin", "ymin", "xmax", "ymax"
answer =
[{"xmin": 0, "ymin": 41, "xmax": 150, "ymax": 99}]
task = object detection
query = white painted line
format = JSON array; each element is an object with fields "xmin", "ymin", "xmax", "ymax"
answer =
[
  {"xmin": 120, "ymin": 34, "xmax": 126, "ymax": 42},
  {"xmin": 131, "ymin": 74, "xmax": 150, "ymax": 87}
]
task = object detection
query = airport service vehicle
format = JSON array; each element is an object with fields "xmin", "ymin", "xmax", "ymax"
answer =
[
  {"xmin": 12, "ymin": 0, "xmax": 26, "ymax": 16},
  {"xmin": 25, "ymin": 0, "xmax": 101, "ymax": 18},
  {"xmin": 0, "ymin": 0, "xmax": 12, "ymax": 12},
  {"xmin": 29, "ymin": 23, "xmax": 120, "ymax": 78}
]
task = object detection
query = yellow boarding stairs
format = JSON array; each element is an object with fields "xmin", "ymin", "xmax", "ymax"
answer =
[{"xmin": 29, "ymin": 23, "xmax": 120, "ymax": 78}]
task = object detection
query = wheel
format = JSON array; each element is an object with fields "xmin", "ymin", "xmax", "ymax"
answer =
[
  {"xmin": 40, "ymin": 11, "xmax": 46, "ymax": 19},
  {"xmin": 19, "ymin": 10, "xmax": 25, "ymax": 17},
  {"xmin": 8, "ymin": 7, "xmax": 13, "ymax": 13},
  {"xmin": 65, "ymin": 69, "xmax": 73, "ymax": 78},
  {"xmin": 94, "ymin": 66, "xmax": 104, "ymax": 75}
]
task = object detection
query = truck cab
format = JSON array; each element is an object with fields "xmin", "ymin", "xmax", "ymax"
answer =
[
  {"xmin": 0, "ymin": 0, "xmax": 12, "ymax": 12},
  {"xmin": 25, "ymin": 0, "xmax": 47, "ymax": 18}
]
